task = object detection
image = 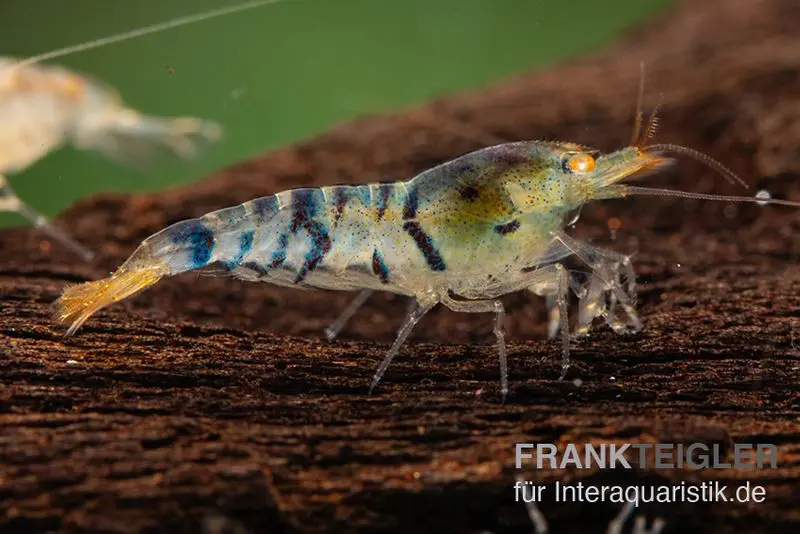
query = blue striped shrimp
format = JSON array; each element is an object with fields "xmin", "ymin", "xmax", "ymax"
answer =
[
  {"xmin": 52, "ymin": 102, "xmax": 800, "ymax": 399},
  {"xmin": 0, "ymin": 0, "xmax": 284, "ymax": 261}
]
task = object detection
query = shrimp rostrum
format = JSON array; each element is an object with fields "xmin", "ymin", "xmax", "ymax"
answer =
[{"xmin": 52, "ymin": 123, "xmax": 800, "ymax": 398}]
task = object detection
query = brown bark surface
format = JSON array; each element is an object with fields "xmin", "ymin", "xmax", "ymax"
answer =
[{"xmin": 1, "ymin": 0, "xmax": 799, "ymax": 532}]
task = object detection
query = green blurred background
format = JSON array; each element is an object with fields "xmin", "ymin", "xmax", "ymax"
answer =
[{"xmin": 0, "ymin": 0, "xmax": 671, "ymax": 228}]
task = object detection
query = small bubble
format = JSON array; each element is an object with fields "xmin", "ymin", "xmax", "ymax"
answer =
[
  {"xmin": 609, "ymin": 376, "xmax": 616, "ymax": 381},
  {"xmin": 676, "ymin": 263, "xmax": 681, "ymax": 268},
  {"xmin": 755, "ymin": 189, "xmax": 771, "ymax": 206},
  {"xmin": 572, "ymin": 378, "xmax": 583, "ymax": 388},
  {"xmin": 723, "ymin": 204, "xmax": 737, "ymax": 219}
]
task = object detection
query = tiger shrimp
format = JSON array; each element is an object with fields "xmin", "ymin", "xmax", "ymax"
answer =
[
  {"xmin": 51, "ymin": 94, "xmax": 800, "ymax": 400},
  {"xmin": 0, "ymin": 0, "xmax": 285, "ymax": 261}
]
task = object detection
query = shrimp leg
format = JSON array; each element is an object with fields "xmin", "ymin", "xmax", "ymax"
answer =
[
  {"xmin": 341, "ymin": 263, "xmax": 577, "ymax": 388},
  {"xmin": 366, "ymin": 264, "xmax": 576, "ymax": 396},
  {"xmin": 325, "ymin": 289, "xmax": 374, "ymax": 341},
  {"xmin": 440, "ymin": 294, "xmax": 509, "ymax": 398},
  {"xmin": 0, "ymin": 174, "xmax": 93, "ymax": 261},
  {"xmin": 551, "ymin": 231, "xmax": 642, "ymax": 336},
  {"xmin": 369, "ymin": 295, "xmax": 438, "ymax": 394},
  {"xmin": 440, "ymin": 264, "xmax": 572, "ymax": 398},
  {"xmin": 529, "ymin": 263, "xmax": 573, "ymax": 379},
  {"xmin": 325, "ymin": 289, "xmax": 419, "ymax": 341}
]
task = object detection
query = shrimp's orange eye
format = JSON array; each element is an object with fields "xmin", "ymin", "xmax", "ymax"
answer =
[{"xmin": 564, "ymin": 153, "xmax": 596, "ymax": 174}]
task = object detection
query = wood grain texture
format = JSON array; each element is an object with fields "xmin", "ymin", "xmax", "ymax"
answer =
[{"xmin": 1, "ymin": 0, "xmax": 798, "ymax": 532}]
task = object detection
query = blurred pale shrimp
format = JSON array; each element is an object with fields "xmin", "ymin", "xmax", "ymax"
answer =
[
  {"xmin": 0, "ymin": 0, "xmax": 289, "ymax": 261},
  {"xmin": 0, "ymin": 60, "xmax": 221, "ymax": 260}
]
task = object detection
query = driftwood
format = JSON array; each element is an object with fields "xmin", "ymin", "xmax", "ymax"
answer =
[{"xmin": 1, "ymin": 0, "xmax": 798, "ymax": 532}]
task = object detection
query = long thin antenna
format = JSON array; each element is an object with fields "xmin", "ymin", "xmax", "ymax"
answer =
[
  {"xmin": 621, "ymin": 185, "xmax": 800, "ymax": 208},
  {"xmin": 643, "ymin": 143, "xmax": 750, "ymax": 189},
  {"xmin": 14, "ymin": 0, "xmax": 292, "ymax": 69}
]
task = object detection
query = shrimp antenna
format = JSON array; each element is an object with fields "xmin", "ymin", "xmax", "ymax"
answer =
[
  {"xmin": 637, "ymin": 93, "xmax": 663, "ymax": 147},
  {"xmin": 14, "ymin": 0, "xmax": 291, "ymax": 69},
  {"xmin": 643, "ymin": 143, "xmax": 750, "ymax": 189},
  {"xmin": 630, "ymin": 63, "xmax": 663, "ymax": 148},
  {"xmin": 616, "ymin": 185, "xmax": 800, "ymax": 208},
  {"xmin": 629, "ymin": 62, "xmax": 646, "ymax": 146}
]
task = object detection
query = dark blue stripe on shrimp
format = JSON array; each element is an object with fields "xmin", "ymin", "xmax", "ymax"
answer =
[
  {"xmin": 402, "ymin": 221, "xmax": 446, "ymax": 272},
  {"xmin": 249, "ymin": 195, "xmax": 279, "ymax": 223},
  {"xmin": 376, "ymin": 183, "xmax": 393, "ymax": 220},
  {"xmin": 224, "ymin": 230, "xmax": 255, "ymax": 270},
  {"xmin": 403, "ymin": 182, "xmax": 418, "ymax": 220},
  {"xmin": 170, "ymin": 220, "xmax": 215, "ymax": 268},
  {"xmin": 295, "ymin": 221, "xmax": 330, "ymax": 283},
  {"xmin": 331, "ymin": 186, "xmax": 350, "ymax": 226},
  {"xmin": 372, "ymin": 248, "xmax": 390, "ymax": 283},
  {"xmin": 270, "ymin": 232, "xmax": 289, "ymax": 269},
  {"xmin": 289, "ymin": 189, "xmax": 332, "ymax": 283},
  {"xmin": 289, "ymin": 189, "xmax": 320, "ymax": 232}
]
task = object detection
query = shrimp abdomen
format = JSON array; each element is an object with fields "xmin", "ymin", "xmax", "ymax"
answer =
[{"xmin": 54, "ymin": 179, "xmax": 429, "ymax": 335}]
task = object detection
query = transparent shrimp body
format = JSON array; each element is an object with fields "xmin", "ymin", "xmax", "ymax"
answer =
[{"xmin": 53, "ymin": 140, "xmax": 691, "ymax": 398}]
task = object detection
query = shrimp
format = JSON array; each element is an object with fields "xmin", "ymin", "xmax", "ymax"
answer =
[
  {"xmin": 0, "ymin": 0, "xmax": 287, "ymax": 261},
  {"xmin": 51, "ymin": 95, "xmax": 800, "ymax": 400}
]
